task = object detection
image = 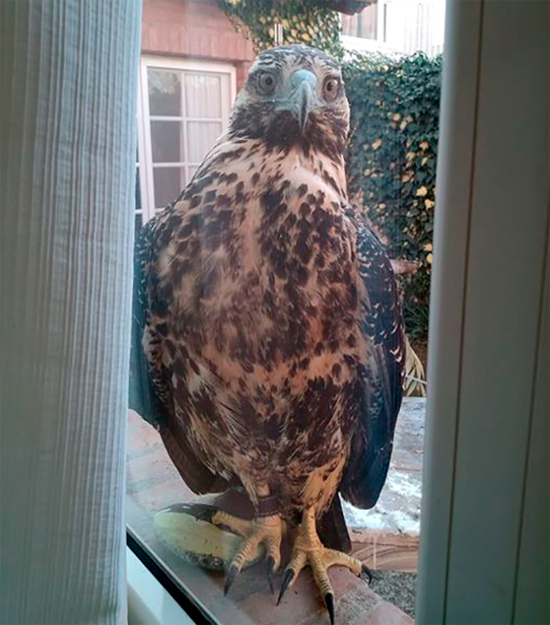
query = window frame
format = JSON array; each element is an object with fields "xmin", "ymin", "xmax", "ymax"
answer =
[
  {"xmin": 137, "ymin": 55, "xmax": 237, "ymax": 224},
  {"xmin": 128, "ymin": 4, "xmax": 549, "ymax": 622},
  {"xmin": 127, "ymin": 531, "xmax": 216, "ymax": 625}
]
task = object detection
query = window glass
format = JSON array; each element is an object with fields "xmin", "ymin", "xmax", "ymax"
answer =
[
  {"xmin": 149, "ymin": 69, "xmax": 183, "ymax": 116},
  {"xmin": 135, "ymin": 169, "xmax": 141, "ymax": 212},
  {"xmin": 187, "ymin": 121, "xmax": 223, "ymax": 163},
  {"xmin": 185, "ymin": 73, "xmax": 223, "ymax": 118},
  {"xmin": 341, "ymin": 4, "xmax": 378, "ymax": 40},
  {"xmin": 153, "ymin": 166, "xmax": 186, "ymax": 209},
  {"xmin": 130, "ymin": 2, "xmax": 444, "ymax": 623},
  {"xmin": 151, "ymin": 120, "xmax": 185, "ymax": 163}
]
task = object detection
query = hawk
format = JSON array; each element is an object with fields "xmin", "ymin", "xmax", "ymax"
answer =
[{"xmin": 131, "ymin": 45, "xmax": 405, "ymax": 623}]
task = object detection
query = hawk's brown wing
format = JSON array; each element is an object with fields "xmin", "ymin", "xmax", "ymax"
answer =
[
  {"xmin": 340, "ymin": 222, "xmax": 406, "ymax": 509},
  {"xmin": 129, "ymin": 216, "xmax": 229, "ymax": 495}
]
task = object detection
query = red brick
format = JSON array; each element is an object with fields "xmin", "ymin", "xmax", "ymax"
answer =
[{"xmin": 142, "ymin": 0, "xmax": 255, "ymax": 64}]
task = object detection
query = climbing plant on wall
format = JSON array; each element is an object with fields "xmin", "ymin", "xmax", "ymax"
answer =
[
  {"xmin": 218, "ymin": 0, "xmax": 344, "ymax": 57},
  {"xmin": 344, "ymin": 53, "xmax": 441, "ymax": 339}
]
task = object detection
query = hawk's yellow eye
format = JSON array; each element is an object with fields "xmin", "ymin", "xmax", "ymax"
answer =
[
  {"xmin": 258, "ymin": 72, "xmax": 276, "ymax": 95},
  {"xmin": 323, "ymin": 77, "xmax": 339, "ymax": 101}
]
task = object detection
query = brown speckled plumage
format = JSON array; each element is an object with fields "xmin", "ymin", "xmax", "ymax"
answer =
[{"xmin": 131, "ymin": 46, "xmax": 405, "ymax": 540}]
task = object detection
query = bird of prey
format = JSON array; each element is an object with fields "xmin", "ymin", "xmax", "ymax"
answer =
[{"xmin": 131, "ymin": 44, "xmax": 405, "ymax": 622}]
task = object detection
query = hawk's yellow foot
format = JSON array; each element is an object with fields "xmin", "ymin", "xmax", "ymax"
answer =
[
  {"xmin": 278, "ymin": 506, "xmax": 371, "ymax": 625},
  {"xmin": 222, "ymin": 513, "xmax": 284, "ymax": 595}
]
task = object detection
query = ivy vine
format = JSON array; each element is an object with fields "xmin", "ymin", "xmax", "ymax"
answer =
[
  {"xmin": 218, "ymin": 0, "xmax": 344, "ymax": 57},
  {"xmin": 345, "ymin": 53, "xmax": 441, "ymax": 339}
]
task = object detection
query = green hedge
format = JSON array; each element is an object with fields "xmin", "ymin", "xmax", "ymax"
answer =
[{"xmin": 344, "ymin": 53, "xmax": 441, "ymax": 339}]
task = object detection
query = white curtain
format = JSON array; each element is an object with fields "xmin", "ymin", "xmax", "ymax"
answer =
[{"xmin": 0, "ymin": 1, "xmax": 141, "ymax": 623}]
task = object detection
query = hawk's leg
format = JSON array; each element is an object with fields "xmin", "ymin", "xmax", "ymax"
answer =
[
  {"xmin": 222, "ymin": 512, "xmax": 283, "ymax": 594},
  {"xmin": 278, "ymin": 506, "xmax": 371, "ymax": 625}
]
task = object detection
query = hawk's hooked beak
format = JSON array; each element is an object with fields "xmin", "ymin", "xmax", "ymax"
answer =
[{"xmin": 290, "ymin": 69, "xmax": 317, "ymax": 133}]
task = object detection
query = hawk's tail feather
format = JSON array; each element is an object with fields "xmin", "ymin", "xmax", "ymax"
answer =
[{"xmin": 318, "ymin": 495, "xmax": 352, "ymax": 554}]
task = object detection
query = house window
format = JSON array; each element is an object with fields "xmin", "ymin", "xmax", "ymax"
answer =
[
  {"xmin": 341, "ymin": 3, "xmax": 378, "ymax": 40},
  {"xmin": 341, "ymin": 0, "xmax": 446, "ymax": 57},
  {"xmin": 136, "ymin": 57, "xmax": 236, "ymax": 225}
]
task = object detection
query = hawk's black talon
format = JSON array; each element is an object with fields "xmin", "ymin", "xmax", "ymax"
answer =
[
  {"xmin": 361, "ymin": 563, "xmax": 373, "ymax": 584},
  {"xmin": 190, "ymin": 504, "xmax": 217, "ymax": 523},
  {"xmin": 266, "ymin": 556, "xmax": 275, "ymax": 594},
  {"xmin": 277, "ymin": 569, "xmax": 295, "ymax": 605},
  {"xmin": 224, "ymin": 564, "xmax": 239, "ymax": 596},
  {"xmin": 324, "ymin": 592, "xmax": 335, "ymax": 625}
]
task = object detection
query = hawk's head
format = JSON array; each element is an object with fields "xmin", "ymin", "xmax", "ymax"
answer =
[{"xmin": 229, "ymin": 45, "xmax": 350, "ymax": 157}]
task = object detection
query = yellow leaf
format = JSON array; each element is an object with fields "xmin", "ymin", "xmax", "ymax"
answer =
[
  {"xmin": 423, "ymin": 243, "xmax": 433, "ymax": 252},
  {"xmin": 416, "ymin": 186, "xmax": 428, "ymax": 197},
  {"xmin": 400, "ymin": 120, "xmax": 408, "ymax": 131},
  {"xmin": 406, "ymin": 152, "xmax": 416, "ymax": 160},
  {"xmin": 371, "ymin": 138, "xmax": 382, "ymax": 150},
  {"xmin": 421, "ymin": 157, "xmax": 429, "ymax": 166},
  {"xmin": 420, "ymin": 140, "xmax": 430, "ymax": 151},
  {"xmin": 426, "ymin": 253, "xmax": 433, "ymax": 264},
  {"xmin": 425, "ymin": 199, "xmax": 435, "ymax": 209},
  {"xmin": 392, "ymin": 113, "xmax": 401, "ymax": 122}
]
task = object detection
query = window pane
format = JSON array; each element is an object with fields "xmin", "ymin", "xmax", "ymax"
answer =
[
  {"xmin": 153, "ymin": 167, "xmax": 186, "ymax": 209},
  {"xmin": 135, "ymin": 169, "xmax": 142, "ymax": 212},
  {"xmin": 342, "ymin": 5, "xmax": 378, "ymax": 39},
  {"xmin": 151, "ymin": 120, "xmax": 184, "ymax": 163},
  {"xmin": 148, "ymin": 69, "xmax": 183, "ymax": 116},
  {"xmin": 131, "ymin": 6, "xmax": 447, "ymax": 619},
  {"xmin": 185, "ymin": 73, "xmax": 222, "ymax": 118},
  {"xmin": 186, "ymin": 121, "xmax": 222, "ymax": 163}
]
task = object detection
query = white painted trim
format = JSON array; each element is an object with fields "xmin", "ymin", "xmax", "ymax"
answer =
[
  {"xmin": 142, "ymin": 55, "xmax": 238, "ymax": 78},
  {"xmin": 138, "ymin": 60, "xmax": 156, "ymax": 223},
  {"xmin": 127, "ymin": 548, "xmax": 194, "ymax": 625}
]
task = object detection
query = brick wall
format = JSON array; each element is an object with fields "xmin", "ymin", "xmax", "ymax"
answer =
[{"xmin": 142, "ymin": 0, "xmax": 255, "ymax": 88}]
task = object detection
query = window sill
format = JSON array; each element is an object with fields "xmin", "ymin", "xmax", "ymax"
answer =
[{"xmin": 127, "ymin": 546, "xmax": 195, "ymax": 625}]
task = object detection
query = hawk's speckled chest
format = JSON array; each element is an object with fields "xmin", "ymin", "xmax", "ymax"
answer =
[
  {"xmin": 144, "ymin": 138, "xmax": 369, "ymax": 504},
  {"xmin": 153, "ymin": 139, "xmax": 364, "ymax": 389}
]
